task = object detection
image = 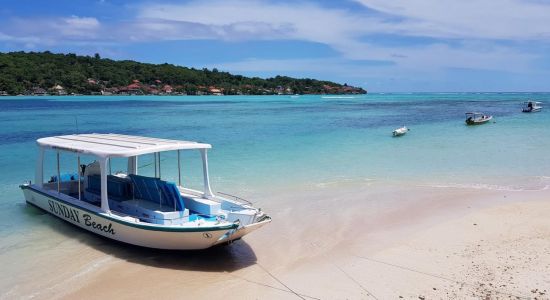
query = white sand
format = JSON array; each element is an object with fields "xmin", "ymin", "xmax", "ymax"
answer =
[{"xmin": 2, "ymin": 182, "xmax": 550, "ymax": 299}]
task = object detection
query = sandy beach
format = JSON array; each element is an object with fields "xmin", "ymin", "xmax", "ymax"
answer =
[{"xmin": 2, "ymin": 181, "xmax": 549, "ymax": 299}]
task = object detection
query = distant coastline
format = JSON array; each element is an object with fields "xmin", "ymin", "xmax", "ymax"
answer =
[{"xmin": 0, "ymin": 51, "xmax": 367, "ymax": 96}]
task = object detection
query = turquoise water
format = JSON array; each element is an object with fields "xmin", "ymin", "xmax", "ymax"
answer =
[{"xmin": 1, "ymin": 93, "xmax": 550, "ymax": 237}]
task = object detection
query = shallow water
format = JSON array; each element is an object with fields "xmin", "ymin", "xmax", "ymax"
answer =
[{"xmin": 0, "ymin": 93, "xmax": 549, "ymax": 240}]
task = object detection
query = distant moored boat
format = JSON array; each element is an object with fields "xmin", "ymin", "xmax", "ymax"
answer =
[
  {"xmin": 465, "ymin": 112, "xmax": 493, "ymax": 125},
  {"xmin": 522, "ymin": 101, "xmax": 542, "ymax": 113},
  {"xmin": 392, "ymin": 126, "xmax": 409, "ymax": 137}
]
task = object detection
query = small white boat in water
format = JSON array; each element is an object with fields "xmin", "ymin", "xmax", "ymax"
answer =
[
  {"xmin": 465, "ymin": 112, "xmax": 493, "ymax": 125},
  {"xmin": 21, "ymin": 133, "xmax": 271, "ymax": 250},
  {"xmin": 392, "ymin": 126, "xmax": 409, "ymax": 137},
  {"xmin": 522, "ymin": 101, "xmax": 542, "ymax": 113}
]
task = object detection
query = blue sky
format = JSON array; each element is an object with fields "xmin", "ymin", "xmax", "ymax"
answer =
[{"xmin": 1, "ymin": 0, "xmax": 550, "ymax": 92}]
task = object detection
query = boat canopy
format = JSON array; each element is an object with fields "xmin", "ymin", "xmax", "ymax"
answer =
[
  {"xmin": 35, "ymin": 133, "xmax": 215, "ymax": 213},
  {"xmin": 37, "ymin": 133, "xmax": 211, "ymax": 158}
]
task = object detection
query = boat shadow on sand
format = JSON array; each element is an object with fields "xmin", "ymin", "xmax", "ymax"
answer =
[{"xmin": 25, "ymin": 204, "xmax": 258, "ymax": 272}]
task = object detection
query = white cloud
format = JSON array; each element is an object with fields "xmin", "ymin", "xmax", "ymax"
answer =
[
  {"xmin": 63, "ymin": 16, "xmax": 100, "ymax": 29},
  {"xmin": 133, "ymin": 0, "xmax": 546, "ymax": 73},
  {"xmin": 355, "ymin": 0, "xmax": 550, "ymax": 40},
  {"xmin": 138, "ymin": 0, "xmax": 374, "ymax": 44},
  {"xmin": 58, "ymin": 16, "xmax": 100, "ymax": 37}
]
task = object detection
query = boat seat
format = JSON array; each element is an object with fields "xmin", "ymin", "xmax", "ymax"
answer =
[
  {"xmin": 160, "ymin": 182, "xmax": 185, "ymax": 211},
  {"xmin": 128, "ymin": 174, "xmax": 184, "ymax": 211},
  {"xmin": 86, "ymin": 174, "xmax": 132, "ymax": 201},
  {"xmin": 49, "ymin": 173, "xmax": 78, "ymax": 183},
  {"xmin": 182, "ymin": 197, "xmax": 221, "ymax": 216},
  {"xmin": 110, "ymin": 198, "xmax": 190, "ymax": 225}
]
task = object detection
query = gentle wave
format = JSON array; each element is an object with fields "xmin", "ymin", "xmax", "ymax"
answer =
[
  {"xmin": 312, "ymin": 177, "xmax": 375, "ymax": 188},
  {"xmin": 419, "ymin": 182, "xmax": 550, "ymax": 192},
  {"xmin": 321, "ymin": 96, "xmax": 355, "ymax": 99}
]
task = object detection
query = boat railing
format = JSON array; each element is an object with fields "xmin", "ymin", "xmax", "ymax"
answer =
[
  {"xmin": 217, "ymin": 191, "xmax": 254, "ymax": 205},
  {"xmin": 177, "ymin": 187, "xmax": 247, "ymax": 205},
  {"xmin": 178, "ymin": 186, "xmax": 221, "ymax": 201}
]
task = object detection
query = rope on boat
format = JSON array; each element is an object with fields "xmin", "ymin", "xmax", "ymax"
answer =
[
  {"xmin": 138, "ymin": 157, "xmax": 168, "ymax": 169},
  {"xmin": 256, "ymin": 263, "xmax": 306, "ymax": 300},
  {"xmin": 351, "ymin": 254, "xmax": 530, "ymax": 300}
]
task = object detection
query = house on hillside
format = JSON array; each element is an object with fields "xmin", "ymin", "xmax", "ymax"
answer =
[
  {"xmin": 51, "ymin": 84, "xmax": 67, "ymax": 95},
  {"xmin": 196, "ymin": 85, "xmax": 207, "ymax": 95},
  {"xmin": 127, "ymin": 83, "xmax": 142, "ymax": 95},
  {"xmin": 208, "ymin": 87, "xmax": 223, "ymax": 95},
  {"xmin": 101, "ymin": 87, "xmax": 118, "ymax": 95},
  {"xmin": 162, "ymin": 85, "xmax": 173, "ymax": 94},
  {"xmin": 30, "ymin": 87, "xmax": 47, "ymax": 96}
]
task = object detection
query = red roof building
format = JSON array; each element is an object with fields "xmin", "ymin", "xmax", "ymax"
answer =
[
  {"xmin": 127, "ymin": 83, "xmax": 141, "ymax": 90},
  {"xmin": 162, "ymin": 85, "xmax": 173, "ymax": 93}
]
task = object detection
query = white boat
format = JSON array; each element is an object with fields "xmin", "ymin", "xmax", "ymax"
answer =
[
  {"xmin": 392, "ymin": 126, "xmax": 409, "ymax": 137},
  {"xmin": 465, "ymin": 112, "xmax": 493, "ymax": 125},
  {"xmin": 522, "ymin": 101, "xmax": 542, "ymax": 113},
  {"xmin": 20, "ymin": 133, "xmax": 271, "ymax": 250}
]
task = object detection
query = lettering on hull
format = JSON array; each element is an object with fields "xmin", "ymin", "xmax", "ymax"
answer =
[
  {"xmin": 47, "ymin": 200, "xmax": 115, "ymax": 235},
  {"xmin": 83, "ymin": 214, "xmax": 115, "ymax": 235}
]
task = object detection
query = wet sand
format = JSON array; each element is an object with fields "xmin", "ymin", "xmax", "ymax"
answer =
[{"xmin": 2, "ymin": 182, "xmax": 550, "ymax": 299}]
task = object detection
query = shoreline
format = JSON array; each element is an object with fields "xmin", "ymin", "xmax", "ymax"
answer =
[{"xmin": 3, "ymin": 181, "xmax": 550, "ymax": 299}]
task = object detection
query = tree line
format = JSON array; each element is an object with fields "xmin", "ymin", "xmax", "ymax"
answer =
[{"xmin": 0, "ymin": 51, "xmax": 366, "ymax": 95}]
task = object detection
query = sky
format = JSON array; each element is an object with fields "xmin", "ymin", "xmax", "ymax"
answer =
[{"xmin": 1, "ymin": 0, "xmax": 550, "ymax": 92}]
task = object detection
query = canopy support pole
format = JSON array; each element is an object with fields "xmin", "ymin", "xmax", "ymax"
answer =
[
  {"xmin": 200, "ymin": 149, "xmax": 214, "ymax": 199},
  {"xmin": 177, "ymin": 150, "xmax": 181, "ymax": 187},
  {"xmin": 99, "ymin": 157, "xmax": 110, "ymax": 213},
  {"xmin": 56, "ymin": 151, "xmax": 61, "ymax": 194},
  {"xmin": 77, "ymin": 155, "xmax": 81, "ymax": 201},
  {"xmin": 158, "ymin": 152, "xmax": 161, "ymax": 179},
  {"xmin": 35, "ymin": 147, "xmax": 44, "ymax": 187},
  {"xmin": 127, "ymin": 156, "xmax": 137, "ymax": 175},
  {"xmin": 154, "ymin": 153, "xmax": 157, "ymax": 178}
]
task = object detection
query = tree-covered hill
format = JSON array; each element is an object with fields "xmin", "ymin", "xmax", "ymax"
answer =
[{"xmin": 0, "ymin": 51, "xmax": 366, "ymax": 96}]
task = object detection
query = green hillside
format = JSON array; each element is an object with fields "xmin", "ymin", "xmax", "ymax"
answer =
[{"xmin": 0, "ymin": 51, "xmax": 366, "ymax": 96}]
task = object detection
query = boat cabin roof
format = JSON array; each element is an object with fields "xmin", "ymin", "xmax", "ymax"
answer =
[
  {"xmin": 465, "ymin": 112, "xmax": 484, "ymax": 115},
  {"xmin": 37, "ymin": 133, "xmax": 211, "ymax": 158},
  {"xmin": 524, "ymin": 101, "xmax": 542, "ymax": 104}
]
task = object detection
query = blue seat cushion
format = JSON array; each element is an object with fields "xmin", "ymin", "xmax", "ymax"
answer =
[
  {"xmin": 161, "ymin": 182, "xmax": 184, "ymax": 211},
  {"xmin": 128, "ymin": 174, "xmax": 161, "ymax": 203},
  {"xmin": 128, "ymin": 174, "xmax": 184, "ymax": 211},
  {"xmin": 87, "ymin": 175, "xmax": 101, "ymax": 192},
  {"xmin": 87, "ymin": 175, "xmax": 131, "ymax": 199}
]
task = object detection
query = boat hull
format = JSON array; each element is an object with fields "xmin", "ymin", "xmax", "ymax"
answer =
[
  {"xmin": 215, "ymin": 216, "xmax": 272, "ymax": 245},
  {"xmin": 21, "ymin": 185, "xmax": 238, "ymax": 250},
  {"xmin": 465, "ymin": 116, "xmax": 493, "ymax": 125}
]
